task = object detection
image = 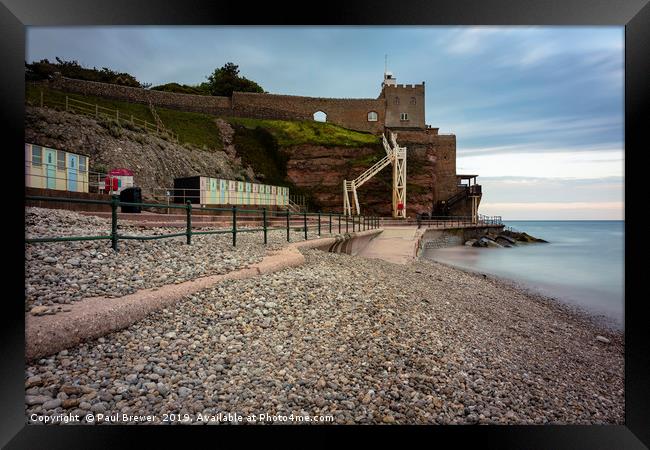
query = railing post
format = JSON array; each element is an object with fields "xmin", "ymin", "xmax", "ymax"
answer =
[
  {"xmin": 286, "ymin": 208, "xmax": 290, "ymax": 242},
  {"xmin": 338, "ymin": 214, "xmax": 341, "ymax": 234},
  {"xmin": 329, "ymin": 213, "xmax": 332, "ymax": 234},
  {"xmin": 110, "ymin": 194, "xmax": 119, "ymax": 251},
  {"xmin": 263, "ymin": 207, "xmax": 267, "ymax": 245},
  {"xmin": 303, "ymin": 211, "xmax": 308, "ymax": 240},
  {"xmin": 232, "ymin": 206, "xmax": 237, "ymax": 246},
  {"xmin": 317, "ymin": 211, "xmax": 321, "ymax": 236},
  {"xmin": 346, "ymin": 215, "xmax": 349, "ymax": 233},
  {"xmin": 185, "ymin": 200, "xmax": 192, "ymax": 245}
]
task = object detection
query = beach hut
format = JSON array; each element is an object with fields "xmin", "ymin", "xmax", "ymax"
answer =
[
  {"xmin": 173, "ymin": 176, "xmax": 289, "ymax": 207},
  {"xmin": 25, "ymin": 143, "xmax": 89, "ymax": 193}
]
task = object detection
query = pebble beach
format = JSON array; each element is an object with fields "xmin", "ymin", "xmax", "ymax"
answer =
[
  {"xmin": 24, "ymin": 208, "xmax": 624, "ymax": 425},
  {"xmin": 25, "ymin": 207, "xmax": 318, "ymax": 315}
]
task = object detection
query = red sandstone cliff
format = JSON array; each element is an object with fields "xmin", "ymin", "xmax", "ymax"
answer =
[
  {"xmin": 282, "ymin": 130, "xmax": 476, "ymax": 217},
  {"xmin": 284, "ymin": 143, "xmax": 437, "ymax": 217}
]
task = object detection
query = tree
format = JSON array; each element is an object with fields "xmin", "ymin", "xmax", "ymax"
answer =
[{"xmin": 200, "ymin": 62, "xmax": 264, "ymax": 97}]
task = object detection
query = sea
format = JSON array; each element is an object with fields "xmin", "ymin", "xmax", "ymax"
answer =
[{"xmin": 421, "ymin": 221, "xmax": 625, "ymax": 330}]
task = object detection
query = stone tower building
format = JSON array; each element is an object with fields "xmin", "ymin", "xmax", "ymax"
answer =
[{"xmin": 380, "ymin": 72, "xmax": 426, "ymax": 130}]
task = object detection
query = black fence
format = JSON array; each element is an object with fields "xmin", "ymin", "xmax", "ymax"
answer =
[{"xmin": 25, "ymin": 195, "xmax": 380, "ymax": 251}]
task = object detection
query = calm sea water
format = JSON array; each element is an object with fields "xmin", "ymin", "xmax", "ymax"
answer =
[{"xmin": 421, "ymin": 221, "xmax": 624, "ymax": 329}]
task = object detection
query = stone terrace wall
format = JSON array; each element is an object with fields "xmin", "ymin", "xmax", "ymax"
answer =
[
  {"xmin": 232, "ymin": 92, "xmax": 386, "ymax": 133},
  {"xmin": 50, "ymin": 76, "xmax": 233, "ymax": 115},
  {"xmin": 46, "ymin": 77, "xmax": 386, "ymax": 132}
]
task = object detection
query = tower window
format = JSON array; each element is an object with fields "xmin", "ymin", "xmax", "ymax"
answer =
[
  {"xmin": 410, "ymin": 97, "xmax": 417, "ymax": 105},
  {"xmin": 400, "ymin": 113, "xmax": 409, "ymax": 121},
  {"xmin": 367, "ymin": 111, "xmax": 378, "ymax": 122},
  {"xmin": 394, "ymin": 97, "xmax": 400, "ymax": 105}
]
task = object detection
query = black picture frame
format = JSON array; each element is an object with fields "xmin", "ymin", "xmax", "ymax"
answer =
[{"xmin": 1, "ymin": 0, "xmax": 648, "ymax": 448}]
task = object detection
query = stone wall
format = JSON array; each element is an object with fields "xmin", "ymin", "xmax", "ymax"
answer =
[
  {"xmin": 232, "ymin": 92, "xmax": 385, "ymax": 134},
  {"xmin": 395, "ymin": 129, "xmax": 458, "ymax": 206},
  {"xmin": 48, "ymin": 76, "xmax": 386, "ymax": 133},
  {"xmin": 419, "ymin": 229, "xmax": 465, "ymax": 249},
  {"xmin": 418, "ymin": 226, "xmax": 504, "ymax": 252},
  {"xmin": 50, "ymin": 76, "xmax": 233, "ymax": 115}
]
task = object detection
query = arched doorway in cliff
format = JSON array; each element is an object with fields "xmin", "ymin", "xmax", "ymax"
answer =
[{"xmin": 313, "ymin": 111, "xmax": 327, "ymax": 122}]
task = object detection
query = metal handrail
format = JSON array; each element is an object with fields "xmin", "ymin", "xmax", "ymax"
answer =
[{"xmin": 25, "ymin": 195, "xmax": 381, "ymax": 251}]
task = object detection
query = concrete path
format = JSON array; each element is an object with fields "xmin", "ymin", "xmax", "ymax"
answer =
[{"xmin": 356, "ymin": 226, "xmax": 424, "ymax": 264}]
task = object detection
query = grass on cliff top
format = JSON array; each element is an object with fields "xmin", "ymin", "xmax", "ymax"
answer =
[
  {"xmin": 26, "ymin": 84, "xmax": 223, "ymax": 151},
  {"xmin": 227, "ymin": 117, "xmax": 380, "ymax": 148}
]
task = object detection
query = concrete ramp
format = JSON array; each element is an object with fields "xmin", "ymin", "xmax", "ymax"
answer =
[{"xmin": 356, "ymin": 226, "xmax": 423, "ymax": 264}]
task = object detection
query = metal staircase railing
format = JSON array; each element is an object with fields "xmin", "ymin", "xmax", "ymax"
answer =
[
  {"xmin": 288, "ymin": 199, "xmax": 303, "ymax": 212},
  {"xmin": 446, "ymin": 187, "xmax": 468, "ymax": 208},
  {"xmin": 147, "ymin": 99, "xmax": 178, "ymax": 143},
  {"xmin": 352, "ymin": 153, "xmax": 393, "ymax": 188},
  {"xmin": 343, "ymin": 131, "xmax": 406, "ymax": 218}
]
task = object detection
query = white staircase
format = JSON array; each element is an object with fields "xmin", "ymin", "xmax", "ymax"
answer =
[{"xmin": 343, "ymin": 131, "xmax": 407, "ymax": 219}]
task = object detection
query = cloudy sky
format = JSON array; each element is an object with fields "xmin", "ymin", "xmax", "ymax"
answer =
[{"xmin": 26, "ymin": 26, "xmax": 624, "ymax": 220}]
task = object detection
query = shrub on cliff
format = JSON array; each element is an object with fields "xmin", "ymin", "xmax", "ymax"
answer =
[
  {"xmin": 231, "ymin": 125, "xmax": 289, "ymax": 186},
  {"xmin": 150, "ymin": 82, "xmax": 209, "ymax": 95},
  {"xmin": 25, "ymin": 57, "xmax": 148, "ymax": 88},
  {"xmin": 200, "ymin": 63, "xmax": 264, "ymax": 97}
]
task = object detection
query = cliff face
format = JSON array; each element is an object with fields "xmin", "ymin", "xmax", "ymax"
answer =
[
  {"xmin": 281, "ymin": 129, "xmax": 477, "ymax": 217},
  {"xmin": 284, "ymin": 143, "xmax": 438, "ymax": 216},
  {"xmin": 25, "ymin": 106, "xmax": 253, "ymax": 198}
]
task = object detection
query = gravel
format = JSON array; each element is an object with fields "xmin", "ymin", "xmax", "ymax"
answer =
[
  {"xmin": 25, "ymin": 248, "xmax": 624, "ymax": 425},
  {"xmin": 25, "ymin": 207, "xmax": 319, "ymax": 313}
]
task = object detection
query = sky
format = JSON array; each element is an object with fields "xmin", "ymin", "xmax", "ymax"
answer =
[{"xmin": 26, "ymin": 26, "xmax": 624, "ymax": 220}]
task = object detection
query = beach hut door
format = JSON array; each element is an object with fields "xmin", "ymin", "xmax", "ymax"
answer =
[
  {"xmin": 67, "ymin": 154, "xmax": 78, "ymax": 191},
  {"xmin": 44, "ymin": 149, "xmax": 56, "ymax": 189}
]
